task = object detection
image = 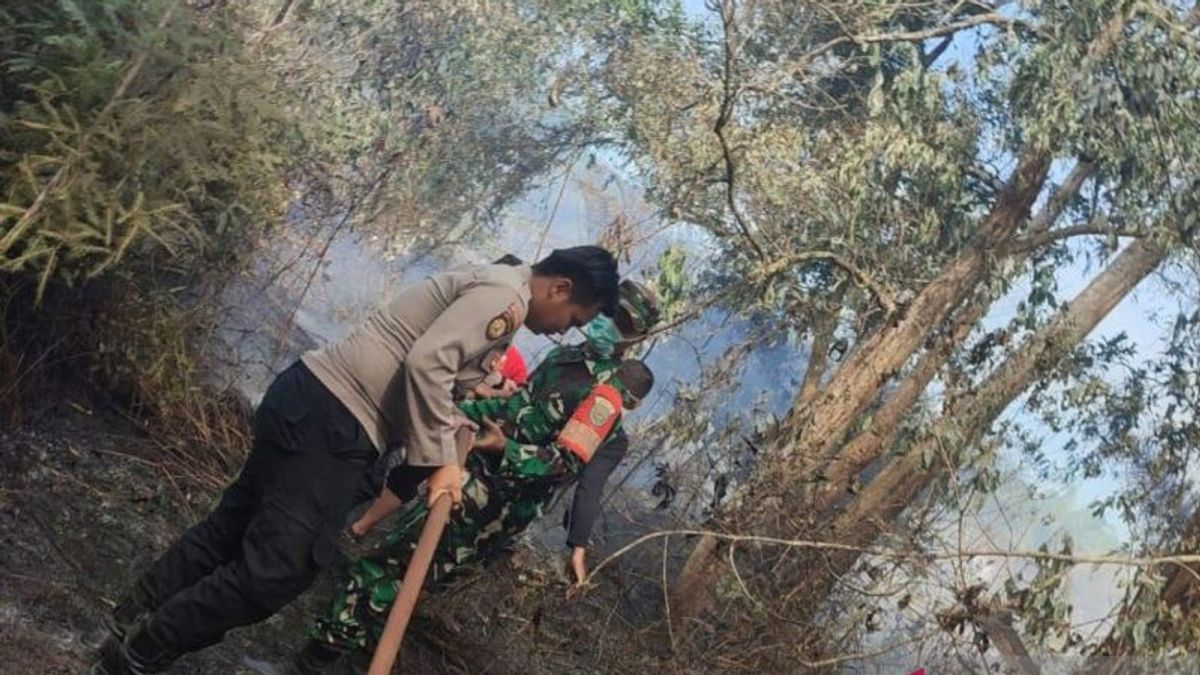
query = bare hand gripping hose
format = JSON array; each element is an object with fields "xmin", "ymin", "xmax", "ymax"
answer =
[{"xmin": 367, "ymin": 428, "xmax": 472, "ymax": 675}]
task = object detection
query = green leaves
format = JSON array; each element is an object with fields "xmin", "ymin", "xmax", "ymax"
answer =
[
  {"xmin": 1, "ymin": 1, "xmax": 297, "ymax": 302},
  {"xmin": 653, "ymin": 244, "xmax": 689, "ymax": 319}
]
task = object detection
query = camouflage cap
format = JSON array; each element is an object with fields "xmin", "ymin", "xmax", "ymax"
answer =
[{"xmin": 616, "ymin": 279, "xmax": 660, "ymax": 338}]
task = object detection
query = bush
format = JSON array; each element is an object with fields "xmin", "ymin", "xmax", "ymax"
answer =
[
  {"xmin": 1, "ymin": 0, "xmax": 301, "ymax": 484},
  {"xmin": 1, "ymin": 0, "xmax": 290, "ymax": 294}
]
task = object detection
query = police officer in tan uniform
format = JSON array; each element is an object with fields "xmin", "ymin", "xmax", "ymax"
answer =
[{"xmin": 92, "ymin": 246, "xmax": 620, "ymax": 674}]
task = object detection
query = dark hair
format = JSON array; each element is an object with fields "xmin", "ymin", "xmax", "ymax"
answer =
[
  {"xmin": 493, "ymin": 254, "xmax": 524, "ymax": 266},
  {"xmin": 616, "ymin": 360, "xmax": 654, "ymax": 401},
  {"xmin": 531, "ymin": 246, "xmax": 619, "ymax": 316}
]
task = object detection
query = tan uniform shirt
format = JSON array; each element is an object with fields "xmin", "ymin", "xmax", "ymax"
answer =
[{"xmin": 302, "ymin": 264, "xmax": 531, "ymax": 465}]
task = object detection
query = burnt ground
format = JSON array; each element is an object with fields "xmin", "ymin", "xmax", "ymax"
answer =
[
  {"xmin": 0, "ymin": 404, "xmax": 676, "ymax": 675},
  {"xmin": 0, "ymin": 403, "xmax": 320, "ymax": 674}
]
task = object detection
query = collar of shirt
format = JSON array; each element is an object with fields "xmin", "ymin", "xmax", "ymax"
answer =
[{"xmin": 515, "ymin": 264, "xmax": 533, "ymax": 303}]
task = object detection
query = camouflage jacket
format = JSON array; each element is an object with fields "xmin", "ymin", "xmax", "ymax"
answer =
[
  {"xmin": 458, "ymin": 343, "xmax": 623, "ymax": 487},
  {"xmin": 381, "ymin": 344, "xmax": 625, "ymax": 570}
]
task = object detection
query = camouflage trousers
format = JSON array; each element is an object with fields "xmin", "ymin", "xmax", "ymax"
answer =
[{"xmin": 309, "ymin": 469, "xmax": 547, "ymax": 653}]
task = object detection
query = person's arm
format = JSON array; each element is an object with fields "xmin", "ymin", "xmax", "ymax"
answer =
[
  {"xmin": 563, "ymin": 430, "xmax": 627, "ymax": 587},
  {"xmin": 471, "ymin": 382, "xmax": 501, "ymax": 399},
  {"xmin": 569, "ymin": 547, "xmax": 588, "ymax": 589},
  {"xmin": 457, "ymin": 394, "xmax": 511, "ymax": 426},
  {"xmin": 564, "ymin": 429, "xmax": 627, "ymax": 549},
  {"xmin": 401, "ymin": 285, "xmax": 521, "ymax": 503},
  {"xmin": 489, "ymin": 384, "xmax": 624, "ymax": 480},
  {"xmin": 471, "ymin": 377, "xmax": 520, "ymax": 399},
  {"xmin": 349, "ymin": 486, "xmax": 404, "ymax": 536}
]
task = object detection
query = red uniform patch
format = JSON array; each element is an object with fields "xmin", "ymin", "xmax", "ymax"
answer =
[{"xmin": 557, "ymin": 384, "xmax": 623, "ymax": 463}]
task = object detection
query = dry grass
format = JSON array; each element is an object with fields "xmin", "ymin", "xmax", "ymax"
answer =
[{"xmin": 0, "ymin": 273, "xmax": 253, "ymax": 493}]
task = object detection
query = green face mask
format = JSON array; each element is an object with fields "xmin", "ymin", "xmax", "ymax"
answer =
[{"xmin": 581, "ymin": 314, "xmax": 620, "ymax": 358}]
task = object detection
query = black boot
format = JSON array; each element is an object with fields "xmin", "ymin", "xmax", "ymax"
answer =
[
  {"xmin": 89, "ymin": 623, "xmax": 178, "ymax": 675},
  {"xmin": 103, "ymin": 585, "xmax": 154, "ymax": 643},
  {"xmin": 288, "ymin": 640, "xmax": 344, "ymax": 675},
  {"xmin": 89, "ymin": 633, "xmax": 127, "ymax": 675},
  {"xmin": 92, "ymin": 585, "xmax": 155, "ymax": 674},
  {"xmin": 87, "ymin": 641, "xmax": 154, "ymax": 675}
]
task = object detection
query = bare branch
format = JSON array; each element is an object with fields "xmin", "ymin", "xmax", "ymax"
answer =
[
  {"xmin": 750, "ymin": 12, "xmax": 1030, "ymax": 92},
  {"xmin": 922, "ymin": 34, "xmax": 955, "ymax": 69},
  {"xmin": 714, "ymin": 0, "xmax": 767, "ymax": 259},
  {"xmin": 851, "ymin": 13, "xmax": 1028, "ymax": 46},
  {"xmin": 1006, "ymin": 216, "xmax": 1149, "ymax": 255},
  {"xmin": 1027, "ymin": 159, "xmax": 1099, "ymax": 234}
]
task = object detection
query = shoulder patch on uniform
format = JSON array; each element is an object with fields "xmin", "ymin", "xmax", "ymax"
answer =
[
  {"xmin": 486, "ymin": 303, "xmax": 521, "ymax": 340},
  {"xmin": 588, "ymin": 394, "xmax": 618, "ymax": 427},
  {"xmin": 485, "ymin": 315, "xmax": 508, "ymax": 340},
  {"xmin": 557, "ymin": 384, "xmax": 623, "ymax": 464}
]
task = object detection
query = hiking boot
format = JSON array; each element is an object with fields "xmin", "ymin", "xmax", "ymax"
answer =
[
  {"xmin": 87, "ymin": 640, "xmax": 155, "ymax": 675},
  {"xmin": 102, "ymin": 585, "xmax": 154, "ymax": 643},
  {"xmin": 92, "ymin": 585, "xmax": 157, "ymax": 674},
  {"xmin": 89, "ymin": 623, "xmax": 178, "ymax": 675},
  {"xmin": 89, "ymin": 633, "xmax": 127, "ymax": 675}
]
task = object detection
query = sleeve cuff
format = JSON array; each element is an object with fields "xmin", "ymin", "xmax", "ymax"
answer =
[{"xmin": 402, "ymin": 432, "xmax": 458, "ymax": 467}]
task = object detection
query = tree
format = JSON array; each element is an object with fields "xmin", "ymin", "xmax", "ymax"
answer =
[
  {"xmin": 651, "ymin": 0, "xmax": 1134, "ymax": 626},
  {"xmin": 592, "ymin": 4, "xmax": 1200, "ymax": 669},
  {"xmin": 793, "ymin": 233, "xmax": 1177, "ymax": 617}
]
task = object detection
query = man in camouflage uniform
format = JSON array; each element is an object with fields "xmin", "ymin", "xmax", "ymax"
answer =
[
  {"xmin": 295, "ymin": 281, "xmax": 659, "ymax": 670},
  {"xmin": 558, "ymin": 278, "xmax": 661, "ymax": 584}
]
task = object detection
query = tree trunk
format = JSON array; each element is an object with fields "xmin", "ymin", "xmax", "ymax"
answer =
[
  {"xmin": 672, "ymin": 145, "xmax": 1052, "ymax": 628},
  {"xmin": 673, "ymin": 11, "xmax": 1126, "ymax": 628},
  {"xmin": 977, "ymin": 608, "xmax": 1043, "ymax": 675},
  {"xmin": 771, "ymin": 11, "xmax": 1120, "ymax": 491},
  {"xmin": 804, "ymin": 159, "xmax": 1098, "ymax": 519},
  {"xmin": 781, "ymin": 144, "xmax": 1052, "ymax": 468},
  {"xmin": 794, "ymin": 318, "xmax": 835, "ymax": 414},
  {"xmin": 806, "ymin": 302, "xmax": 976, "ymax": 514},
  {"xmin": 790, "ymin": 237, "xmax": 1165, "ymax": 614}
]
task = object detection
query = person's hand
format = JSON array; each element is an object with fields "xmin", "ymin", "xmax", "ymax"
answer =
[
  {"xmin": 472, "ymin": 418, "xmax": 507, "ymax": 453},
  {"xmin": 498, "ymin": 378, "xmax": 521, "ymax": 397},
  {"xmin": 337, "ymin": 528, "xmax": 373, "ymax": 560},
  {"xmin": 426, "ymin": 463, "xmax": 464, "ymax": 506},
  {"xmin": 454, "ymin": 414, "xmax": 479, "ymax": 433},
  {"xmin": 471, "ymin": 382, "xmax": 501, "ymax": 399},
  {"xmin": 566, "ymin": 546, "xmax": 591, "ymax": 598}
]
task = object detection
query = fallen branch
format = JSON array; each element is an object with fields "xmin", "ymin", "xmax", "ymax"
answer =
[{"xmin": 585, "ymin": 529, "xmax": 1200, "ymax": 586}]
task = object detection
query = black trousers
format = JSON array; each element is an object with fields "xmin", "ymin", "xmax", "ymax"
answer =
[{"xmin": 134, "ymin": 361, "xmax": 377, "ymax": 654}]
